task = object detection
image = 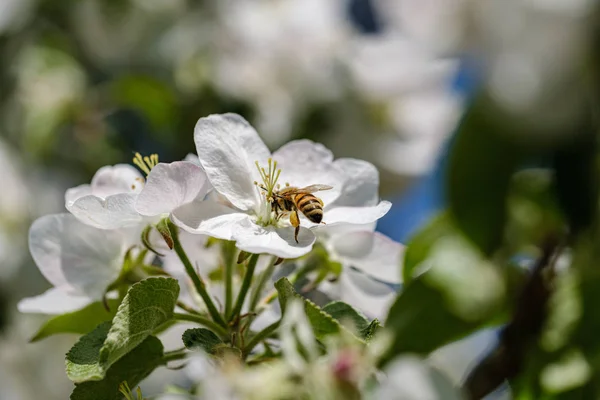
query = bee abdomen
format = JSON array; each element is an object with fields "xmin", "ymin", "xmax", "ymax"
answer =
[{"xmin": 295, "ymin": 194, "xmax": 324, "ymax": 223}]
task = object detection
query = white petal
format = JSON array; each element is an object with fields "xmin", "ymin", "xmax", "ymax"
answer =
[
  {"xmin": 233, "ymin": 218, "xmax": 315, "ymax": 259},
  {"xmin": 67, "ymin": 192, "xmax": 143, "ymax": 229},
  {"xmin": 29, "ymin": 213, "xmax": 134, "ymax": 299},
  {"xmin": 194, "ymin": 113, "xmax": 270, "ymax": 211},
  {"xmin": 338, "ymin": 269, "xmax": 397, "ymax": 320},
  {"xmin": 171, "ymin": 200, "xmax": 250, "ymax": 240},
  {"xmin": 65, "ymin": 184, "xmax": 92, "ymax": 206},
  {"xmin": 90, "ymin": 164, "xmax": 143, "ymax": 198},
  {"xmin": 322, "ymin": 201, "xmax": 391, "ymax": 226},
  {"xmin": 331, "ymin": 231, "xmax": 404, "ymax": 283},
  {"xmin": 17, "ymin": 288, "xmax": 93, "ymax": 314},
  {"xmin": 136, "ymin": 161, "xmax": 211, "ymax": 216},
  {"xmin": 429, "ymin": 329, "xmax": 498, "ymax": 385},
  {"xmin": 333, "ymin": 158, "xmax": 380, "ymax": 207},
  {"xmin": 377, "ymin": 356, "xmax": 464, "ymax": 400},
  {"xmin": 272, "ymin": 140, "xmax": 344, "ymax": 205}
]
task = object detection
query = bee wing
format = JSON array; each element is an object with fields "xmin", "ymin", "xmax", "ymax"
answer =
[{"xmin": 293, "ymin": 184, "xmax": 333, "ymax": 194}]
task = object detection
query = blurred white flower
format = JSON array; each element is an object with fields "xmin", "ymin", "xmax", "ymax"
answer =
[
  {"xmin": 376, "ymin": 355, "xmax": 465, "ymax": 400},
  {"xmin": 347, "ymin": 31, "xmax": 462, "ymax": 176},
  {"xmin": 212, "ymin": 0, "xmax": 350, "ymax": 146},
  {"xmin": 173, "ymin": 114, "xmax": 390, "ymax": 259},
  {"xmin": 18, "ymin": 213, "xmax": 139, "ymax": 314}
]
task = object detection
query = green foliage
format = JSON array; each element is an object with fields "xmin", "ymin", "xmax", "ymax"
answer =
[
  {"xmin": 402, "ymin": 213, "xmax": 454, "ymax": 284},
  {"xmin": 70, "ymin": 336, "xmax": 164, "ymax": 400},
  {"xmin": 447, "ymin": 97, "xmax": 522, "ymax": 255},
  {"xmin": 30, "ymin": 300, "xmax": 119, "ymax": 342},
  {"xmin": 66, "ymin": 278, "xmax": 179, "ymax": 382},
  {"xmin": 275, "ymin": 278, "xmax": 379, "ymax": 343},
  {"xmin": 322, "ymin": 301, "xmax": 381, "ymax": 342},
  {"xmin": 182, "ymin": 328, "xmax": 223, "ymax": 354}
]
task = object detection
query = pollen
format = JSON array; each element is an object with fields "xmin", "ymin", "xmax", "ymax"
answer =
[{"xmin": 132, "ymin": 152, "xmax": 159, "ymax": 176}]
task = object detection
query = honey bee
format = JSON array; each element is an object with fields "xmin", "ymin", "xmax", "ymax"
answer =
[{"xmin": 266, "ymin": 184, "xmax": 333, "ymax": 243}]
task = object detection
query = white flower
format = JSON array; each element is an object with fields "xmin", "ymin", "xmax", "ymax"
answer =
[
  {"xmin": 375, "ymin": 355, "xmax": 465, "ymax": 400},
  {"xmin": 65, "ymin": 164, "xmax": 146, "ymax": 229},
  {"xmin": 18, "ymin": 213, "xmax": 138, "ymax": 314},
  {"xmin": 172, "ymin": 113, "xmax": 391, "ymax": 259},
  {"xmin": 315, "ymin": 158, "xmax": 403, "ymax": 319},
  {"xmin": 66, "ymin": 156, "xmax": 210, "ymax": 230}
]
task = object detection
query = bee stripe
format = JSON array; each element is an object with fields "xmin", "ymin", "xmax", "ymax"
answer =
[{"xmin": 296, "ymin": 195, "xmax": 318, "ymax": 208}]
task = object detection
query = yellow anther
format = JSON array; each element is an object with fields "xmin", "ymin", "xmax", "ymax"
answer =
[{"xmin": 132, "ymin": 152, "xmax": 159, "ymax": 176}]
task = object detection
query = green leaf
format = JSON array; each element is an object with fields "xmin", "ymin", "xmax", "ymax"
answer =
[
  {"xmin": 66, "ymin": 322, "xmax": 112, "ymax": 383},
  {"xmin": 66, "ymin": 278, "xmax": 179, "ymax": 382},
  {"xmin": 182, "ymin": 328, "xmax": 223, "ymax": 354},
  {"xmin": 322, "ymin": 301, "xmax": 381, "ymax": 341},
  {"xmin": 447, "ymin": 97, "xmax": 521, "ymax": 255},
  {"xmin": 275, "ymin": 278, "xmax": 362, "ymax": 343},
  {"xmin": 30, "ymin": 300, "xmax": 119, "ymax": 342},
  {"xmin": 70, "ymin": 336, "xmax": 164, "ymax": 400},
  {"xmin": 99, "ymin": 278, "xmax": 179, "ymax": 369},
  {"xmin": 381, "ymin": 235, "xmax": 507, "ymax": 365},
  {"xmin": 402, "ymin": 213, "xmax": 454, "ymax": 284}
]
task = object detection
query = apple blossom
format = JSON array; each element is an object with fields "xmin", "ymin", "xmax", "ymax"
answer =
[
  {"xmin": 18, "ymin": 213, "xmax": 139, "ymax": 314},
  {"xmin": 172, "ymin": 113, "xmax": 391, "ymax": 259}
]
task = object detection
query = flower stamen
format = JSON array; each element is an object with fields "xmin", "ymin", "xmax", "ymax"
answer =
[
  {"xmin": 254, "ymin": 158, "xmax": 282, "ymax": 201},
  {"xmin": 132, "ymin": 152, "xmax": 159, "ymax": 176}
]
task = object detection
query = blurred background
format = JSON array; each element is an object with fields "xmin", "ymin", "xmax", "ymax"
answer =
[{"xmin": 0, "ymin": 0, "xmax": 594, "ymax": 398}]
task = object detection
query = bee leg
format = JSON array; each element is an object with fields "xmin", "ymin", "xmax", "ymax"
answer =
[{"xmin": 290, "ymin": 210, "xmax": 300, "ymax": 243}]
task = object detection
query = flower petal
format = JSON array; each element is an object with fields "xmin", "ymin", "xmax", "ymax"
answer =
[
  {"xmin": 194, "ymin": 113, "xmax": 270, "ymax": 211},
  {"xmin": 322, "ymin": 200, "xmax": 391, "ymax": 226},
  {"xmin": 17, "ymin": 288, "xmax": 93, "ymax": 314},
  {"xmin": 333, "ymin": 158, "xmax": 380, "ymax": 207},
  {"xmin": 172, "ymin": 199, "xmax": 250, "ymax": 240},
  {"xmin": 67, "ymin": 192, "xmax": 143, "ymax": 229},
  {"xmin": 338, "ymin": 268, "xmax": 397, "ymax": 320},
  {"xmin": 331, "ymin": 231, "xmax": 404, "ymax": 283},
  {"xmin": 65, "ymin": 184, "xmax": 92, "ymax": 206},
  {"xmin": 90, "ymin": 164, "xmax": 143, "ymax": 198},
  {"xmin": 29, "ymin": 213, "xmax": 135, "ymax": 299},
  {"xmin": 377, "ymin": 356, "xmax": 463, "ymax": 400},
  {"xmin": 233, "ymin": 219, "xmax": 315, "ymax": 259},
  {"xmin": 136, "ymin": 161, "xmax": 211, "ymax": 216},
  {"xmin": 272, "ymin": 140, "xmax": 344, "ymax": 205}
]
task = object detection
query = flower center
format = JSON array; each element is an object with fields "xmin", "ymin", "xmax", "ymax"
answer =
[
  {"xmin": 253, "ymin": 158, "xmax": 290, "ymax": 227},
  {"xmin": 254, "ymin": 158, "xmax": 282, "ymax": 202}
]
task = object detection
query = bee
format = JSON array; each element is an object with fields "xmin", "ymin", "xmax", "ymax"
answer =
[{"xmin": 269, "ymin": 184, "xmax": 333, "ymax": 243}]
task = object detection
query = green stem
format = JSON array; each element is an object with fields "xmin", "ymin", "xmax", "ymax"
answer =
[
  {"xmin": 230, "ymin": 253, "xmax": 259, "ymax": 321},
  {"xmin": 161, "ymin": 348, "xmax": 188, "ymax": 364},
  {"xmin": 222, "ymin": 241, "xmax": 236, "ymax": 319},
  {"xmin": 243, "ymin": 320, "xmax": 281, "ymax": 357},
  {"xmin": 167, "ymin": 221, "xmax": 227, "ymax": 328},
  {"xmin": 249, "ymin": 256, "xmax": 277, "ymax": 312},
  {"xmin": 173, "ymin": 312, "xmax": 228, "ymax": 337}
]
